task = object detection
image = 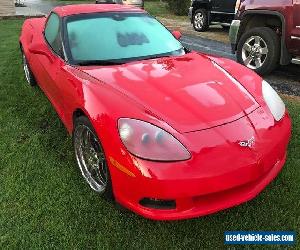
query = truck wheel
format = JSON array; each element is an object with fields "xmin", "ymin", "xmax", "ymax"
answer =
[
  {"xmin": 237, "ymin": 27, "xmax": 280, "ymax": 75},
  {"xmin": 192, "ymin": 9, "xmax": 209, "ymax": 32}
]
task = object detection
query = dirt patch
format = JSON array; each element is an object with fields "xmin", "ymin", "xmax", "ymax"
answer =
[
  {"xmin": 158, "ymin": 17, "xmax": 230, "ymax": 44},
  {"xmin": 282, "ymin": 94, "xmax": 300, "ymax": 103}
]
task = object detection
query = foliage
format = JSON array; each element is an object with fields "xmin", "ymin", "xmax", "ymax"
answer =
[{"xmin": 165, "ymin": 0, "xmax": 190, "ymax": 15}]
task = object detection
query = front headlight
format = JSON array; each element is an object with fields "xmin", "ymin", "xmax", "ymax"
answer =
[
  {"xmin": 118, "ymin": 118, "xmax": 191, "ymax": 161},
  {"xmin": 262, "ymin": 80, "xmax": 286, "ymax": 121}
]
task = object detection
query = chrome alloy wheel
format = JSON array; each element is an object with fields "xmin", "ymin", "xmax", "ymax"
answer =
[
  {"xmin": 74, "ymin": 125, "xmax": 108, "ymax": 193},
  {"xmin": 242, "ymin": 36, "xmax": 269, "ymax": 70},
  {"xmin": 23, "ymin": 54, "xmax": 30, "ymax": 83},
  {"xmin": 194, "ymin": 12, "xmax": 204, "ymax": 30}
]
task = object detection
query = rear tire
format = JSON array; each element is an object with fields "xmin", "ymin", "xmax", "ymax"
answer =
[
  {"xmin": 73, "ymin": 116, "xmax": 114, "ymax": 201},
  {"xmin": 237, "ymin": 27, "xmax": 280, "ymax": 75},
  {"xmin": 21, "ymin": 48, "xmax": 37, "ymax": 86},
  {"xmin": 192, "ymin": 9, "xmax": 209, "ymax": 32}
]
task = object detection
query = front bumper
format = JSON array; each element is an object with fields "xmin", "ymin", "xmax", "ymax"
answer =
[
  {"xmin": 110, "ymin": 109, "xmax": 291, "ymax": 220},
  {"xmin": 118, "ymin": 153, "xmax": 287, "ymax": 220},
  {"xmin": 229, "ymin": 20, "xmax": 241, "ymax": 53}
]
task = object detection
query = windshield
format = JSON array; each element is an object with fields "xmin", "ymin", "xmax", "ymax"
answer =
[{"xmin": 64, "ymin": 12, "xmax": 185, "ymax": 65}]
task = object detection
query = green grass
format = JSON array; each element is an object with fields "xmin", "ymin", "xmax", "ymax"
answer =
[{"xmin": 0, "ymin": 19, "xmax": 299, "ymax": 249}]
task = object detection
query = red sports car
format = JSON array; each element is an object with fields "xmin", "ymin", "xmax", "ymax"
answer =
[{"xmin": 20, "ymin": 4, "xmax": 291, "ymax": 220}]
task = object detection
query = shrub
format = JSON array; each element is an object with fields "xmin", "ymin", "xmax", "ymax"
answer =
[{"xmin": 166, "ymin": 0, "xmax": 190, "ymax": 16}]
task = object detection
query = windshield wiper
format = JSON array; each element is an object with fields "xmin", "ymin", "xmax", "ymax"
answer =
[
  {"xmin": 77, "ymin": 60, "xmax": 125, "ymax": 66},
  {"xmin": 145, "ymin": 54, "xmax": 172, "ymax": 60},
  {"xmin": 137, "ymin": 48, "xmax": 186, "ymax": 61}
]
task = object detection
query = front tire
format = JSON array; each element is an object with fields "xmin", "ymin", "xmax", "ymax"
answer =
[
  {"xmin": 237, "ymin": 27, "xmax": 280, "ymax": 75},
  {"xmin": 21, "ymin": 48, "xmax": 37, "ymax": 86},
  {"xmin": 73, "ymin": 116, "xmax": 113, "ymax": 200},
  {"xmin": 192, "ymin": 9, "xmax": 209, "ymax": 32}
]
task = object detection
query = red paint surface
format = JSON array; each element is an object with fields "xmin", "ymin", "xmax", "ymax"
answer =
[{"xmin": 20, "ymin": 4, "xmax": 292, "ymax": 220}]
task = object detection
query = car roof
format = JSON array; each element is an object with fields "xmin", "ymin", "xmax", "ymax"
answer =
[{"xmin": 53, "ymin": 4, "xmax": 145, "ymax": 17}]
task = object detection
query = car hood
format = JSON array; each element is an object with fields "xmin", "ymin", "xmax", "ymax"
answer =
[{"xmin": 81, "ymin": 52, "xmax": 259, "ymax": 133}]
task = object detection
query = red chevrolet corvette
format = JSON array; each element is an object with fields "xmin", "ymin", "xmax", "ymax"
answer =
[{"xmin": 20, "ymin": 4, "xmax": 291, "ymax": 220}]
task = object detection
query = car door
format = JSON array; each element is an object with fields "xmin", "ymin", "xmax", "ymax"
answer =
[
  {"xmin": 222, "ymin": 0, "xmax": 236, "ymax": 14},
  {"xmin": 291, "ymin": 0, "xmax": 300, "ymax": 56},
  {"xmin": 210, "ymin": 0, "xmax": 222, "ymax": 12},
  {"xmin": 38, "ymin": 12, "xmax": 66, "ymax": 118},
  {"xmin": 211, "ymin": 0, "xmax": 235, "ymax": 13},
  {"xmin": 210, "ymin": 0, "xmax": 236, "ymax": 23}
]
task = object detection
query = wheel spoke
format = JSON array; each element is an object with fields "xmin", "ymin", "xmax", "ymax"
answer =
[
  {"xmin": 255, "ymin": 58, "xmax": 262, "ymax": 68},
  {"xmin": 244, "ymin": 56, "xmax": 253, "ymax": 66},
  {"xmin": 99, "ymin": 163, "xmax": 108, "ymax": 181},
  {"xmin": 83, "ymin": 129, "xmax": 90, "ymax": 148},
  {"xmin": 243, "ymin": 43, "xmax": 252, "ymax": 52},
  {"xmin": 98, "ymin": 151, "xmax": 105, "ymax": 162},
  {"xmin": 261, "ymin": 47, "xmax": 268, "ymax": 55},
  {"xmin": 255, "ymin": 36, "xmax": 261, "ymax": 46},
  {"xmin": 92, "ymin": 168, "xmax": 105, "ymax": 186}
]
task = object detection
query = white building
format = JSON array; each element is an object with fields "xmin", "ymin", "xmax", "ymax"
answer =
[{"xmin": 0, "ymin": 0, "xmax": 15, "ymax": 16}]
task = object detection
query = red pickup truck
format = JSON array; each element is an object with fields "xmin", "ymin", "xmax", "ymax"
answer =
[{"xmin": 229, "ymin": 0, "xmax": 300, "ymax": 75}]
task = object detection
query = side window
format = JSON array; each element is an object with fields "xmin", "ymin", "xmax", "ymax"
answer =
[{"xmin": 44, "ymin": 13, "xmax": 63, "ymax": 56}]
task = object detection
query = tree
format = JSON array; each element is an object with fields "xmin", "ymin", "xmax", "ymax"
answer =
[{"xmin": 166, "ymin": 0, "xmax": 190, "ymax": 16}]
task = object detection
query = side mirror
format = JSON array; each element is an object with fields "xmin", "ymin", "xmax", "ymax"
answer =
[
  {"xmin": 29, "ymin": 42, "xmax": 54, "ymax": 63},
  {"xmin": 172, "ymin": 30, "xmax": 182, "ymax": 40}
]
